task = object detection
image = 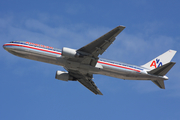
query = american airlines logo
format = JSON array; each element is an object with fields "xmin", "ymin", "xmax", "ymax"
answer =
[{"xmin": 150, "ymin": 59, "xmax": 162, "ymax": 68}]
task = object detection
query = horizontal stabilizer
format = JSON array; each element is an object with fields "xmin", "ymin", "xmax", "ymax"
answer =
[
  {"xmin": 151, "ymin": 80, "xmax": 165, "ymax": 89},
  {"xmin": 148, "ymin": 62, "xmax": 176, "ymax": 76}
]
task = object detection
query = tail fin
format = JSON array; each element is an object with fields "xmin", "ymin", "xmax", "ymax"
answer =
[
  {"xmin": 141, "ymin": 50, "xmax": 177, "ymax": 70},
  {"xmin": 142, "ymin": 50, "xmax": 177, "ymax": 89}
]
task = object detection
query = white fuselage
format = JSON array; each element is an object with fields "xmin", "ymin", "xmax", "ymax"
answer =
[{"xmin": 3, "ymin": 41, "xmax": 167, "ymax": 81}]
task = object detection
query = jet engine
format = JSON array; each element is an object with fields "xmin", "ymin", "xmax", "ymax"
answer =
[
  {"xmin": 55, "ymin": 71, "xmax": 75, "ymax": 81},
  {"xmin": 62, "ymin": 47, "xmax": 79, "ymax": 58}
]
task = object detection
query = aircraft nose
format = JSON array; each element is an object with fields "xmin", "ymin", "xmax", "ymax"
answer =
[
  {"xmin": 3, "ymin": 44, "xmax": 7, "ymax": 49},
  {"xmin": 3, "ymin": 44, "xmax": 9, "ymax": 51}
]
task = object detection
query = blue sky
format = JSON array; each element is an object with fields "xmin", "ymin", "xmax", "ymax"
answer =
[{"xmin": 1, "ymin": 0, "xmax": 180, "ymax": 120}]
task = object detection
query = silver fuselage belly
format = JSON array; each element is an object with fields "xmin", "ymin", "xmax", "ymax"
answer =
[{"xmin": 3, "ymin": 43, "xmax": 167, "ymax": 81}]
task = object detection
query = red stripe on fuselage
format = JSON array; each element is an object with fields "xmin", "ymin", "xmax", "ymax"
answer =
[
  {"xmin": 4, "ymin": 43, "xmax": 61, "ymax": 55},
  {"xmin": 98, "ymin": 61, "xmax": 141, "ymax": 72}
]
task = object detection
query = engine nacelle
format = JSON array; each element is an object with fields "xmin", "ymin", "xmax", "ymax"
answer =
[
  {"xmin": 62, "ymin": 47, "xmax": 78, "ymax": 58},
  {"xmin": 55, "ymin": 71, "xmax": 74, "ymax": 81}
]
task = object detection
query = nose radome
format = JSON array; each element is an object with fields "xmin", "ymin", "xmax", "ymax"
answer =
[
  {"xmin": 3, "ymin": 44, "xmax": 7, "ymax": 49},
  {"xmin": 3, "ymin": 44, "xmax": 10, "ymax": 51}
]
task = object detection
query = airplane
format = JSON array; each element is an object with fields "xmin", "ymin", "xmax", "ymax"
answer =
[{"xmin": 3, "ymin": 26, "xmax": 177, "ymax": 95}]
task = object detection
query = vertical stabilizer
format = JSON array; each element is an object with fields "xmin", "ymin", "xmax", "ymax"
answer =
[{"xmin": 141, "ymin": 50, "xmax": 176, "ymax": 70}]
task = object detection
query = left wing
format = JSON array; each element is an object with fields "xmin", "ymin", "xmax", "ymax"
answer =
[
  {"xmin": 68, "ymin": 70, "xmax": 103, "ymax": 95},
  {"xmin": 77, "ymin": 26, "xmax": 125, "ymax": 66}
]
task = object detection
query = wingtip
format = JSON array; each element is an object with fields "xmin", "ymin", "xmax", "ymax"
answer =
[
  {"xmin": 97, "ymin": 88, "xmax": 103, "ymax": 95},
  {"xmin": 119, "ymin": 25, "xmax": 126, "ymax": 28},
  {"xmin": 97, "ymin": 92, "xmax": 103, "ymax": 95},
  {"xmin": 168, "ymin": 49, "xmax": 177, "ymax": 53}
]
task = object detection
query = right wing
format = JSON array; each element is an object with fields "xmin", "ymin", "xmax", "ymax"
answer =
[
  {"xmin": 68, "ymin": 70, "xmax": 103, "ymax": 95},
  {"xmin": 78, "ymin": 76, "xmax": 103, "ymax": 95}
]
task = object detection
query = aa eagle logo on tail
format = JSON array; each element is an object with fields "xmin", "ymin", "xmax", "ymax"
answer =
[{"xmin": 150, "ymin": 59, "xmax": 163, "ymax": 68}]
